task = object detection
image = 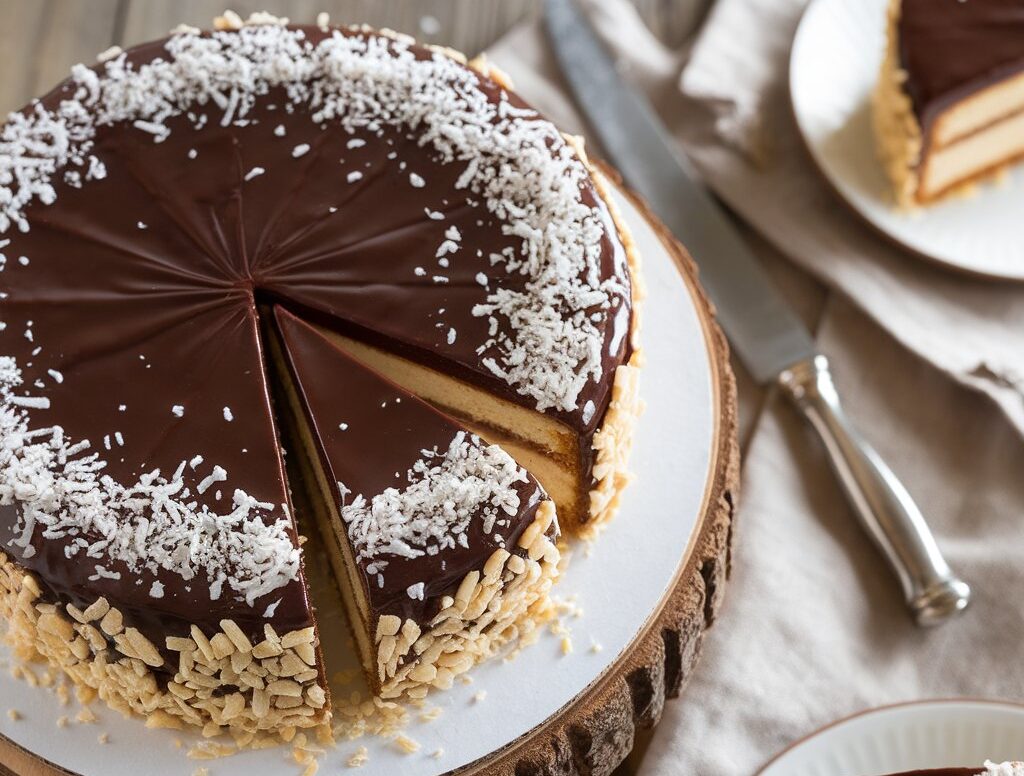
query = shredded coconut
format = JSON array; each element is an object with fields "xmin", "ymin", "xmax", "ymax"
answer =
[
  {"xmin": 0, "ymin": 359, "xmax": 299, "ymax": 602},
  {"xmin": 985, "ymin": 764, "xmax": 1024, "ymax": 776},
  {"xmin": 340, "ymin": 432, "xmax": 527, "ymax": 571}
]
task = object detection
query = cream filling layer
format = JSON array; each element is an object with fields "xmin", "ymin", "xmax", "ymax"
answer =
[
  {"xmin": 921, "ymin": 108, "xmax": 1024, "ymax": 198},
  {"xmin": 931, "ymin": 71, "xmax": 1024, "ymax": 148}
]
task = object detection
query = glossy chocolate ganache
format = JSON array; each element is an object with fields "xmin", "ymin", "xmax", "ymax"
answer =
[
  {"xmin": 0, "ymin": 22, "xmax": 632, "ymax": 674},
  {"xmin": 898, "ymin": 0, "xmax": 1024, "ymax": 133}
]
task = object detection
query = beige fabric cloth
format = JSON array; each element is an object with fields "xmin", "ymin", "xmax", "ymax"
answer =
[{"xmin": 488, "ymin": 2, "xmax": 1024, "ymax": 773}]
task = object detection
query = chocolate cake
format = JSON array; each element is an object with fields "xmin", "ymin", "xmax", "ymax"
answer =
[
  {"xmin": 0, "ymin": 13, "xmax": 641, "ymax": 740},
  {"xmin": 873, "ymin": 0, "xmax": 1024, "ymax": 205},
  {"xmin": 273, "ymin": 309, "xmax": 559, "ymax": 699}
]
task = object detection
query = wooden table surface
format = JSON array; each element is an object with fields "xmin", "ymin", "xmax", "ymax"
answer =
[
  {"xmin": 0, "ymin": 0, "xmax": 708, "ymax": 115},
  {"xmin": 0, "ymin": 2, "xmax": 711, "ymax": 774}
]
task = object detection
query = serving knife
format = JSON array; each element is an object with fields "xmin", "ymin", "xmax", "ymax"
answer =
[{"xmin": 544, "ymin": 0, "xmax": 971, "ymax": 626}]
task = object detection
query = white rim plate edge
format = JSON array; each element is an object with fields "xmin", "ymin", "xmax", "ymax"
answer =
[
  {"xmin": 758, "ymin": 700, "xmax": 1024, "ymax": 776},
  {"xmin": 789, "ymin": 0, "xmax": 1024, "ymax": 282},
  {"xmin": 0, "ymin": 178, "xmax": 719, "ymax": 776}
]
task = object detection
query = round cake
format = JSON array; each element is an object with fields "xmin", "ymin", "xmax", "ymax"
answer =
[{"xmin": 0, "ymin": 13, "xmax": 642, "ymax": 740}]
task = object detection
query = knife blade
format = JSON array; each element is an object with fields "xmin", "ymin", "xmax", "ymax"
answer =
[{"xmin": 544, "ymin": 0, "xmax": 971, "ymax": 625}]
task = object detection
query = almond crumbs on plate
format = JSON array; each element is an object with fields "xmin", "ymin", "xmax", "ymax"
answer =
[
  {"xmin": 346, "ymin": 745, "xmax": 369, "ymax": 768},
  {"xmin": 393, "ymin": 734, "xmax": 420, "ymax": 754}
]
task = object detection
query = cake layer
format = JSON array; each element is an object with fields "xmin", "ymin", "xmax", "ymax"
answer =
[
  {"xmin": 929, "ymin": 71, "xmax": 1024, "ymax": 148},
  {"xmin": 920, "ymin": 108, "xmax": 1024, "ymax": 200},
  {"xmin": 898, "ymin": 0, "xmax": 1024, "ymax": 135},
  {"xmin": 272, "ymin": 309, "xmax": 559, "ymax": 696}
]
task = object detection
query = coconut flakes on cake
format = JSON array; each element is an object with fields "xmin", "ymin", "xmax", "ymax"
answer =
[
  {"xmin": 0, "ymin": 357, "xmax": 299, "ymax": 605},
  {"xmin": 0, "ymin": 21, "xmax": 627, "ymax": 413},
  {"xmin": 339, "ymin": 431, "xmax": 529, "ymax": 575}
]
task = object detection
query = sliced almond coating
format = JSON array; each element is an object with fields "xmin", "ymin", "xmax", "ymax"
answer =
[{"xmin": 220, "ymin": 619, "xmax": 253, "ymax": 653}]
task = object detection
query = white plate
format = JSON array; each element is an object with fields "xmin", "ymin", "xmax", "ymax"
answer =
[
  {"xmin": 0, "ymin": 180, "xmax": 718, "ymax": 776},
  {"xmin": 759, "ymin": 700, "xmax": 1024, "ymax": 776},
  {"xmin": 790, "ymin": 0, "xmax": 1024, "ymax": 281}
]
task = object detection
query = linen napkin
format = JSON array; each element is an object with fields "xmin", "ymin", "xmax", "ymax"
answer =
[{"xmin": 487, "ymin": 2, "xmax": 1024, "ymax": 774}]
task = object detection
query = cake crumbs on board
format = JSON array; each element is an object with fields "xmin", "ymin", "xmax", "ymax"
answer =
[{"xmin": 346, "ymin": 745, "xmax": 368, "ymax": 768}]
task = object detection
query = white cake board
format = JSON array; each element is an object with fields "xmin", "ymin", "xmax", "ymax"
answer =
[{"xmin": 0, "ymin": 180, "xmax": 717, "ymax": 776}]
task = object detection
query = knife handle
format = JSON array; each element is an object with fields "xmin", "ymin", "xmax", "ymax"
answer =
[{"xmin": 778, "ymin": 355, "xmax": 971, "ymax": 627}]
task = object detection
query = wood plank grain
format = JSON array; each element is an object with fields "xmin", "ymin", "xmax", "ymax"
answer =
[
  {"xmin": 119, "ymin": 0, "xmax": 540, "ymax": 57},
  {"xmin": 117, "ymin": 0, "xmax": 709, "ymax": 59},
  {"xmin": 0, "ymin": 0, "xmax": 123, "ymax": 113},
  {"xmin": 0, "ymin": 0, "xmax": 712, "ymax": 115}
]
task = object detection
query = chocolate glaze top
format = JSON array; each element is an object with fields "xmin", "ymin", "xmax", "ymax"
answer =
[
  {"xmin": 275, "ymin": 309, "xmax": 545, "ymax": 624},
  {"xmin": 0, "ymin": 23, "xmax": 629, "ymax": 658},
  {"xmin": 899, "ymin": 0, "xmax": 1024, "ymax": 130}
]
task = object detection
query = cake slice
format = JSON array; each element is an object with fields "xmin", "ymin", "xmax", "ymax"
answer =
[
  {"xmin": 0, "ymin": 304, "xmax": 328, "ymax": 737},
  {"xmin": 271, "ymin": 308, "xmax": 560, "ymax": 698},
  {"xmin": 873, "ymin": 0, "xmax": 1024, "ymax": 205}
]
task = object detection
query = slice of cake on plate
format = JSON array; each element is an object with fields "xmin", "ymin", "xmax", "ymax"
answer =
[
  {"xmin": 272, "ymin": 309, "xmax": 560, "ymax": 699},
  {"xmin": 873, "ymin": 0, "xmax": 1024, "ymax": 205}
]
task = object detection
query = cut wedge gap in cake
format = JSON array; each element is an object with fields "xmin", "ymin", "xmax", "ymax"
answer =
[{"xmin": 266, "ymin": 307, "xmax": 561, "ymax": 699}]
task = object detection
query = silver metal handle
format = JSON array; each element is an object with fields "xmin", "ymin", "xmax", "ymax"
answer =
[{"xmin": 778, "ymin": 355, "xmax": 971, "ymax": 626}]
